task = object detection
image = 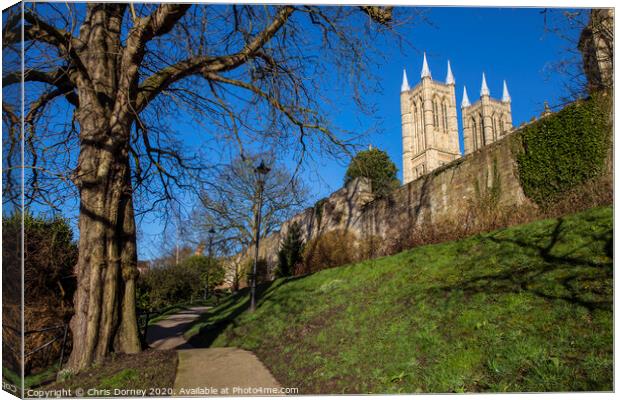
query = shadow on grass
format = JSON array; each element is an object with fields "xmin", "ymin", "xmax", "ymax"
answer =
[
  {"xmin": 186, "ymin": 277, "xmax": 306, "ymax": 348},
  {"xmin": 431, "ymin": 214, "xmax": 613, "ymax": 312}
]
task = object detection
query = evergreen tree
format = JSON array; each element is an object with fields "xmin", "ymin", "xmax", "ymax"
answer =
[
  {"xmin": 276, "ymin": 222, "xmax": 305, "ymax": 277},
  {"xmin": 344, "ymin": 148, "xmax": 400, "ymax": 196}
]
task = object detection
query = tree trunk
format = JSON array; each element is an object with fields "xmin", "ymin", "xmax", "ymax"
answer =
[
  {"xmin": 67, "ymin": 121, "xmax": 141, "ymax": 370},
  {"xmin": 64, "ymin": 4, "xmax": 141, "ymax": 371}
]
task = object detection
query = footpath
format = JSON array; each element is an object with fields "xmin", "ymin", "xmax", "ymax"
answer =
[{"xmin": 146, "ymin": 306, "xmax": 282, "ymax": 396}]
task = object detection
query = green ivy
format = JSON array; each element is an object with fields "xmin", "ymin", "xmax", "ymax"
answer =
[
  {"xmin": 314, "ymin": 198, "xmax": 326, "ymax": 227},
  {"xmin": 515, "ymin": 93, "xmax": 611, "ymax": 207},
  {"xmin": 474, "ymin": 156, "xmax": 502, "ymax": 210}
]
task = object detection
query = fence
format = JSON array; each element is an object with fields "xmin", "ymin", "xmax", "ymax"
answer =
[{"xmin": 2, "ymin": 322, "xmax": 70, "ymax": 379}]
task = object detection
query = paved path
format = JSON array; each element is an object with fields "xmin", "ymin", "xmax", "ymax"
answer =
[
  {"xmin": 147, "ymin": 306, "xmax": 282, "ymax": 396},
  {"xmin": 146, "ymin": 306, "xmax": 211, "ymax": 350},
  {"xmin": 174, "ymin": 348, "xmax": 282, "ymax": 396}
]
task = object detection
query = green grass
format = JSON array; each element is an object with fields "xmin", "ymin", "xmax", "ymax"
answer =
[
  {"xmin": 2, "ymin": 364, "xmax": 60, "ymax": 391},
  {"xmin": 186, "ymin": 206, "xmax": 613, "ymax": 394},
  {"xmin": 97, "ymin": 369, "xmax": 139, "ymax": 390},
  {"xmin": 25, "ymin": 365, "xmax": 59, "ymax": 389}
]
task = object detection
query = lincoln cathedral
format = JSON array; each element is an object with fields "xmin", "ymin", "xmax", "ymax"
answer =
[{"xmin": 400, "ymin": 53, "xmax": 513, "ymax": 184}]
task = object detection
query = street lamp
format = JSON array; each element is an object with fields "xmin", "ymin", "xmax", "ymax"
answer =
[
  {"xmin": 208, "ymin": 227, "xmax": 216, "ymax": 258},
  {"xmin": 250, "ymin": 160, "xmax": 271, "ymax": 311},
  {"xmin": 205, "ymin": 227, "xmax": 216, "ymax": 301}
]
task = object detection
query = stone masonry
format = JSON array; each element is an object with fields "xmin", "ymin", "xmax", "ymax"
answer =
[
  {"xmin": 243, "ymin": 129, "xmax": 532, "ymax": 279},
  {"xmin": 400, "ymin": 53, "xmax": 460, "ymax": 184},
  {"xmin": 461, "ymin": 75, "xmax": 513, "ymax": 155},
  {"xmin": 401, "ymin": 54, "xmax": 514, "ymax": 183}
]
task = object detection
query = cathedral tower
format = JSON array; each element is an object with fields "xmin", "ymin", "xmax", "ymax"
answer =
[
  {"xmin": 461, "ymin": 74, "xmax": 513, "ymax": 155},
  {"xmin": 400, "ymin": 53, "xmax": 460, "ymax": 184}
]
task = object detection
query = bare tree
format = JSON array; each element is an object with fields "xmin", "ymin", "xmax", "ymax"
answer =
[
  {"xmin": 190, "ymin": 155, "xmax": 308, "ymax": 258},
  {"xmin": 2, "ymin": 2, "xmax": 400, "ymax": 370}
]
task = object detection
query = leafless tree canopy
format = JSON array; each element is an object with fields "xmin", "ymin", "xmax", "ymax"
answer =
[
  {"xmin": 190, "ymin": 155, "xmax": 308, "ymax": 256},
  {"xmin": 2, "ymin": 2, "xmax": 406, "ymax": 370},
  {"xmin": 3, "ymin": 3, "xmax": 404, "ymax": 218}
]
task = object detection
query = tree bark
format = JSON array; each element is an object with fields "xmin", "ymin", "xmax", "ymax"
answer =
[
  {"xmin": 66, "ymin": 4, "xmax": 141, "ymax": 370},
  {"xmin": 67, "ymin": 120, "xmax": 141, "ymax": 370}
]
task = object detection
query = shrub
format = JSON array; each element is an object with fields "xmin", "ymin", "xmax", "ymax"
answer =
[
  {"xmin": 182, "ymin": 255, "xmax": 226, "ymax": 296},
  {"xmin": 140, "ymin": 256, "xmax": 224, "ymax": 310},
  {"xmin": 301, "ymin": 230, "xmax": 359, "ymax": 274},
  {"xmin": 244, "ymin": 258, "xmax": 270, "ymax": 287},
  {"xmin": 276, "ymin": 222, "xmax": 304, "ymax": 278},
  {"xmin": 357, "ymin": 234, "xmax": 383, "ymax": 260},
  {"xmin": 2, "ymin": 212, "xmax": 78, "ymax": 374}
]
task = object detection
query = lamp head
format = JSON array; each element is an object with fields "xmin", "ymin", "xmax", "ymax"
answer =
[{"xmin": 255, "ymin": 160, "xmax": 271, "ymax": 176}]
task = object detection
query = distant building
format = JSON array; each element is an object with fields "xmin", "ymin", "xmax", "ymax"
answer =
[
  {"xmin": 461, "ymin": 74, "xmax": 513, "ymax": 155},
  {"xmin": 137, "ymin": 260, "xmax": 150, "ymax": 275},
  {"xmin": 400, "ymin": 53, "xmax": 513, "ymax": 184},
  {"xmin": 400, "ymin": 53, "xmax": 460, "ymax": 184}
]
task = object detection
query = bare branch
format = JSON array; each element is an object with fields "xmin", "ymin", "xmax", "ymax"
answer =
[
  {"xmin": 136, "ymin": 6, "xmax": 295, "ymax": 111},
  {"xmin": 3, "ymin": 68, "xmax": 78, "ymax": 106},
  {"xmin": 359, "ymin": 6, "xmax": 394, "ymax": 26}
]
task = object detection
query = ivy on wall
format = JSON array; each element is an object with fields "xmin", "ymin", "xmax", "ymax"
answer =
[
  {"xmin": 474, "ymin": 156, "xmax": 502, "ymax": 211},
  {"xmin": 314, "ymin": 198, "xmax": 326, "ymax": 227},
  {"xmin": 515, "ymin": 93, "xmax": 611, "ymax": 207}
]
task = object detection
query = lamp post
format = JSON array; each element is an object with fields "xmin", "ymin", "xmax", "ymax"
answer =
[
  {"xmin": 205, "ymin": 227, "xmax": 215, "ymax": 301},
  {"xmin": 250, "ymin": 160, "xmax": 271, "ymax": 312},
  {"xmin": 208, "ymin": 227, "xmax": 215, "ymax": 258}
]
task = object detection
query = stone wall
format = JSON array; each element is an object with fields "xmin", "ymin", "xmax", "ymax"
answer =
[
  {"xmin": 360, "ymin": 134, "xmax": 530, "ymax": 241},
  {"xmin": 244, "ymin": 129, "xmax": 533, "ymax": 278},
  {"xmin": 254, "ymin": 177, "xmax": 375, "ymax": 267}
]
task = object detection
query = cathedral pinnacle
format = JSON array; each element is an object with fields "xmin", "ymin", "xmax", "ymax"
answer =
[
  {"xmin": 480, "ymin": 72, "xmax": 490, "ymax": 96},
  {"xmin": 502, "ymin": 80, "xmax": 511, "ymax": 102},
  {"xmin": 445, "ymin": 60, "xmax": 455, "ymax": 85},
  {"xmin": 401, "ymin": 68, "xmax": 410, "ymax": 92},
  {"xmin": 461, "ymin": 86, "xmax": 470, "ymax": 108},
  {"xmin": 421, "ymin": 52, "xmax": 432, "ymax": 79}
]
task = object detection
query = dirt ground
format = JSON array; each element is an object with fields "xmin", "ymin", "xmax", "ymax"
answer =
[{"xmin": 43, "ymin": 349, "xmax": 177, "ymax": 395}]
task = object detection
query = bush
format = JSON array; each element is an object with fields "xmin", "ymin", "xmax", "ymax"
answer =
[
  {"xmin": 276, "ymin": 222, "xmax": 304, "ymax": 278},
  {"xmin": 2, "ymin": 212, "xmax": 78, "ymax": 374},
  {"xmin": 515, "ymin": 93, "xmax": 611, "ymax": 207},
  {"xmin": 139, "ymin": 255, "xmax": 225, "ymax": 310},
  {"xmin": 344, "ymin": 148, "xmax": 400, "ymax": 197},
  {"xmin": 301, "ymin": 230, "xmax": 359, "ymax": 274},
  {"xmin": 182, "ymin": 255, "xmax": 226, "ymax": 295},
  {"xmin": 244, "ymin": 258, "xmax": 270, "ymax": 287}
]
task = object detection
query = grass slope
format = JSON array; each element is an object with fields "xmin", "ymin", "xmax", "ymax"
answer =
[{"xmin": 186, "ymin": 206, "xmax": 613, "ymax": 394}]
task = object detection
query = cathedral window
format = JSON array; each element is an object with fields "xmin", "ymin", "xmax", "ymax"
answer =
[
  {"xmin": 492, "ymin": 115, "xmax": 497, "ymax": 140},
  {"xmin": 433, "ymin": 99, "xmax": 439, "ymax": 128},
  {"xmin": 471, "ymin": 117, "xmax": 477, "ymax": 151},
  {"xmin": 442, "ymin": 102, "xmax": 448, "ymax": 132},
  {"xmin": 417, "ymin": 97, "xmax": 424, "ymax": 149},
  {"xmin": 479, "ymin": 114, "xmax": 484, "ymax": 146},
  {"xmin": 499, "ymin": 116, "xmax": 505, "ymax": 134}
]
